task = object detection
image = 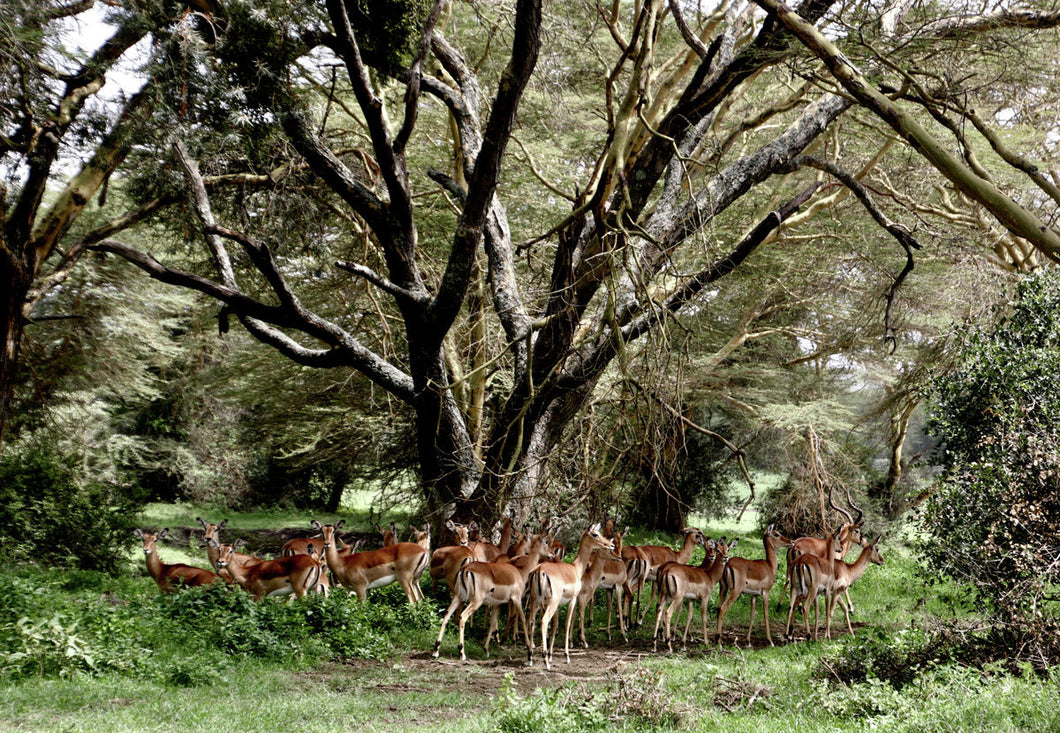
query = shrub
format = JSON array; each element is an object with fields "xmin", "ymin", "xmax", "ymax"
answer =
[
  {"xmin": 816, "ymin": 627, "xmax": 951, "ymax": 690},
  {"xmin": 923, "ymin": 269, "xmax": 1060, "ymax": 655},
  {"xmin": 0, "ymin": 447, "xmax": 143, "ymax": 574}
]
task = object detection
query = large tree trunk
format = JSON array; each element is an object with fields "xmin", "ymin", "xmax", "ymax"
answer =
[{"xmin": 0, "ymin": 254, "xmax": 30, "ymax": 447}]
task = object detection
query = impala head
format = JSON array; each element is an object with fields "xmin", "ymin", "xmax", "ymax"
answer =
[
  {"xmin": 136, "ymin": 527, "xmax": 177, "ymax": 553},
  {"xmin": 528, "ymin": 533, "xmax": 556, "ymax": 561},
  {"xmin": 208, "ymin": 538, "xmax": 246, "ymax": 570},
  {"xmin": 134, "ymin": 528, "xmax": 162, "ymax": 555},
  {"xmin": 866, "ymin": 536, "xmax": 885, "ymax": 565},
  {"xmin": 412, "ymin": 523, "xmax": 430, "ymax": 549},
  {"xmin": 764, "ymin": 524, "xmax": 793, "ymax": 548},
  {"xmin": 582, "ymin": 523, "xmax": 615, "ymax": 553},
  {"xmin": 196, "ymin": 517, "xmax": 227, "ymax": 545},
  {"xmin": 829, "ymin": 487, "xmax": 866, "ymax": 546},
  {"xmin": 719, "ymin": 537, "xmax": 738, "ymax": 563},
  {"xmin": 312, "ymin": 520, "xmax": 345, "ymax": 549},
  {"xmin": 445, "ymin": 520, "xmax": 471, "ymax": 546}
]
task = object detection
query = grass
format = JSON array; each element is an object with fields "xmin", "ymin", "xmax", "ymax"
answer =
[{"xmin": 4, "ymin": 497, "xmax": 1059, "ymax": 732}]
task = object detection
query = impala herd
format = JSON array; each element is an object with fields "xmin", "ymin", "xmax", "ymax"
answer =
[{"xmin": 135, "ymin": 500, "xmax": 883, "ymax": 670}]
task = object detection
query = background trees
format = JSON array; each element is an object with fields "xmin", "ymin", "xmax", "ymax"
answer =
[{"xmin": 2, "ymin": 0, "xmax": 1060, "ymax": 548}]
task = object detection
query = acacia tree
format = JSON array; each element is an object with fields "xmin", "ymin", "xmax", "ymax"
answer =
[
  {"xmin": 0, "ymin": 0, "xmax": 288, "ymax": 446},
  {"xmin": 30, "ymin": 0, "xmax": 1060, "ymax": 526}
]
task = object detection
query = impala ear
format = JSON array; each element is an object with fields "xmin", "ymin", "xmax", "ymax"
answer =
[
  {"xmin": 335, "ymin": 519, "xmax": 345, "ymax": 530},
  {"xmin": 234, "ymin": 538, "xmax": 247, "ymax": 551},
  {"xmin": 311, "ymin": 520, "xmax": 322, "ymax": 530},
  {"xmin": 219, "ymin": 519, "xmax": 228, "ymax": 529},
  {"xmin": 133, "ymin": 528, "xmax": 144, "ymax": 539},
  {"xmin": 197, "ymin": 517, "xmax": 207, "ymax": 530}
]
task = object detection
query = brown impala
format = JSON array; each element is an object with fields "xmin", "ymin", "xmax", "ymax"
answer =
[
  {"xmin": 315, "ymin": 520, "xmax": 429, "ymax": 602},
  {"xmin": 715, "ymin": 524, "xmax": 792, "ymax": 647},
  {"xmin": 134, "ymin": 528, "xmax": 221, "ymax": 593}
]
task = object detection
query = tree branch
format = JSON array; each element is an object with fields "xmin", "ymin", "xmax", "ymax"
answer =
[{"xmin": 750, "ymin": 0, "xmax": 1060, "ymax": 261}]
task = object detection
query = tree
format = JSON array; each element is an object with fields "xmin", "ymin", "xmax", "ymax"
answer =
[
  {"xmin": 923, "ymin": 269, "xmax": 1060, "ymax": 667},
  {"xmin": 0, "ymin": 0, "xmax": 285, "ymax": 446},
  {"xmin": 10, "ymin": 0, "xmax": 1060, "ymax": 527}
]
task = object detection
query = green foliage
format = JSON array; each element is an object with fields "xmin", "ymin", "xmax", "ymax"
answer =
[
  {"xmin": 816, "ymin": 627, "xmax": 950, "ymax": 690},
  {"xmin": 492, "ymin": 668, "xmax": 683, "ymax": 733},
  {"xmin": 0, "ymin": 448, "xmax": 143, "ymax": 574},
  {"xmin": 923, "ymin": 269, "xmax": 1060, "ymax": 638},
  {"xmin": 0, "ymin": 565, "xmax": 439, "ymax": 683},
  {"xmin": 347, "ymin": 0, "xmax": 432, "ymax": 77}
]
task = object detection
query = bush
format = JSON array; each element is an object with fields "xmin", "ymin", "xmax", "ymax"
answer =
[
  {"xmin": 0, "ymin": 447, "xmax": 143, "ymax": 574},
  {"xmin": 0, "ymin": 565, "xmax": 441, "ymax": 682},
  {"xmin": 817, "ymin": 627, "xmax": 952, "ymax": 690},
  {"xmin": 923, "ymin": 269, "xmax": 1060, "ymax": 649}
]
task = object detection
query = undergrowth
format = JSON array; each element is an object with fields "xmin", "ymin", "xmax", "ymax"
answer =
[{"xmin": 0, "ymin": 568, "xmax": 438, "ymax": 682}]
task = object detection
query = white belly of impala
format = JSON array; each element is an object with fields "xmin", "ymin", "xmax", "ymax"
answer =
[{"xmin": 367, "ymin": 574, "xmax": 397, "ymax": 589}]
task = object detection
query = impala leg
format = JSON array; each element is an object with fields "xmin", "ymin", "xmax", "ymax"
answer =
[
  {"xmin": 837, "ymin": 593, "xmax": 854, "ymax": 637},
  {"xmin": 540, "ymin": 605, "xmax": 556, "ymax": 670},
  {"xmin": 785, "ymin": 587, "xmax": 798, "ymax": 641},
  {"xmin": 715, "ymin": 587, "xmax": 736, "ymax": 646},
  {"xmin": 651, "ymin": 595, "xmax": 667, "ymax": 652},
  {"xmin": 563, "ymin": 601, "xmax": 577, "ymax": 664},
  {"xmin": 434, "ymin": 594, "xmax": 463, "ymax": 658},
  {"xmin": 699, "ymin": 599, "xmax": 710, "ymax": 646},
  {"xmin": 746, "ymin": 597, "xmax": 757, "ymax": 647},
  {"xmin": 457, "ymin": 601, "xmax": 481, "ymax": 661},
  {"xmin": 578, "ymin": 597, "xmax": 589, "ymax": 649},
  {"xmin": 762, "ymin": 591, "xmax": 773, "ymax": 646},
  {"xmin": 605, "ymin": 591, "xmax": 613, "ymax": 640}
]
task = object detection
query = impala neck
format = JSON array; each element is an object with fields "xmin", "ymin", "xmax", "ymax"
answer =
[
  {"xmin": 570, "ymin": 534, "xmax": 600, "ymax": 573},
  {"xmin": 842, "ymin": 544, "xmax": 875, "ymax": 583},
  {"xmin": 764, "ymin": 535, "xmax": 780, "ymax": 573},
  {"xmin": 677, "ymin": 532, "xmax": 697, "ymax": 563},
  {"xmin": 143, "ymin": 544, "xmax": 164, "ymax": 581}
]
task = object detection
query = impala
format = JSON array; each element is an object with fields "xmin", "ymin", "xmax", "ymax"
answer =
[
  {"xmin": 819, "ymin": 536, "xmax": 884, "ymax": 639},
  {"xmin": 626, "ymin": 527, "xmax": 706, "ymax": 626},
  {"xmin": 469, "ymin": 513, "xmax": 514, "ymax": 562},
  {"xmin": 785, "ymin": 528, "xmax": 843, "ymax": 641},
  {"xmin": 652, "ymin": 537, "xmax": 736, "ymax": 652},
  {"xmin": 592, "ymin": 525, "xmax": 630, "ymax": 641},
  {"xmin": 211, "ymin": 538, "xmax": 328, "ymax": 600},
  {"xmin": 134, "ymin": 528, "xmax": 221, "ymax": 592},
  {"xmin": 432, "ymin": 533, "xmax": 551, "ymax": 660},
  {"xmin": 787, "ymin": 488, "xmax": 866, "ymax": 612},
  {"xmin": 715, "ymin": 524, "xmax": 792, "ymax": 647},
  {"xmin": 429, "ymin": 520, "xmax": 473, "ymax": 588},
  {"xmin": 197, "ymin": 518, "xmax": 259, "ymax": 582},
  {"xmin": 378, "ymin": 522, "xmax": 397, "ymax": 547},
  {"xmin": 527, "ymin": 523, "xmax": 615, "ymax": 670},
  {"xmin": 575, "ymin": 528, "xmax": 623, "ymax": 647},
  {"xmin": 316, "ymin": 520, "xmax": 429, "ymax": 602}
]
